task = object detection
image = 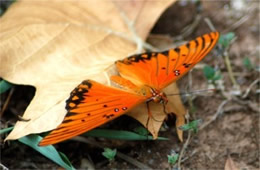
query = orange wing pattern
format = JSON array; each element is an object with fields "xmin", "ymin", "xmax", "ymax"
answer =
[
  {"xmin": 116, "ymin": 32, "xmax": 219, "ymax": 90},
  {"xmin": 39, "ymin": 80, "xmax": 147, "ymax": 146},
  {"xmin": 39, "ymin": 32, "xmax": 219, "ymax": 146}
]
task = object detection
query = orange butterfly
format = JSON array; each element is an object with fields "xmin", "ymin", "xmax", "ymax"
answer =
[{"xmin": 39, "ymin": 32, "xmax": 219, "ymax": 146}]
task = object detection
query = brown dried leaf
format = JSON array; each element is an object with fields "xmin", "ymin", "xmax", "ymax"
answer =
[
  {"xmin": 0, "ymin": 0, "xmax": 184, "ymax": 141},
  {"xmin": 225, "ymin": 156, "xmax": 239, "ymax": 170}
]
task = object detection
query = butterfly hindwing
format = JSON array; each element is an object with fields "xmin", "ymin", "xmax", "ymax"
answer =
[
  {"xmin": 39, "ymin": 80, "xmax": 146, "ymax": 146},
  {"xmin": 116, "ymin": 32, "xmax": 220, "ymax": 90}
]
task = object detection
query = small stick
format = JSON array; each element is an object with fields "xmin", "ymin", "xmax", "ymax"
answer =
[
  {"xmin": 204, "ymin": 17, "xmax": 216, "ymax": 32},
  {"xmin": 223, "ymin": 13, "xmax": 251, "ymax": 33},
  {"xmin": 177, "ymin": 116, "xmax": 192, "ymax": 169},
  {"xmin": 242, "ymin": 79, "xmax": 259, "ymax": 98},
  {"xmin": 0, "ymin": 88, "xmax": 14, "ymax": 117},
  {"xmin": 199, "ymin": 100, "xmax": 229, "ymax": 130},
  {"xmin": 223, "ymin": 51, "xmax": 239, "ymax": 87},
  {"xmin": 0, "ymin": 163, "xmax": 8, "ymax": 170}
]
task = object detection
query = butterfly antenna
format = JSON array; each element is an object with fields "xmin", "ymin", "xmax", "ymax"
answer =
[{"xmin": 167, "ymin": 89, "xmax": 216, "ymax": 96}]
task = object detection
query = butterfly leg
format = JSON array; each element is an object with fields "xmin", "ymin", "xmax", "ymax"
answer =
[{"xmin": 163, "ymin": 103, "xmax": 174, "ymax": 115}]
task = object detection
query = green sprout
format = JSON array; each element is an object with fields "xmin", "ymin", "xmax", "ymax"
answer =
[
  {"xmin": 243, "ymin": 57, "xmax": 254, "ymax": 70},
  {"xmin": 102, "ymin": 148, "xmax": 117, "ymax": 161},
  {"xmin": 167, "ymin": 153, "xmax": 179, "ymax": 166},
  {"xmin": 179, "ymin": 119, "xmax": 202, "ymax": 133},
  {"xmin": 218, "ymin": 32, "xmax": 235, "ymax": 48},
  {"xmin": 203, "ymin": 65, "xmax": 222, "ymax": 83}
]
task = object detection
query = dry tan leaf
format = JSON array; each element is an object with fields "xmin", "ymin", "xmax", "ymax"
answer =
[
  {"xmin": 225, "ymin": 156, "xmax": 239, "ymax": 170},
  {"xmin": 0, "ymin": 0, "xmax": 185, "ymax": 141}
]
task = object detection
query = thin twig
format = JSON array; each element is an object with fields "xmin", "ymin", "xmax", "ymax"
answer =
[
  {"xmin": 204, "ymin": 17, "xmax": 216, "ymax": 31},
  {"xmin": 116, "ymin": 152, "xmax": 151, "ymax": 169},
  {"xmin": 72, "ymin": 137, "xmax": 152, "ymax": 169},
  {"xmin": 174, "ymin": 14, "xmax": 201, "ymax": 40},
  {"xmin": 177, "ymin": 116, "xmax": 192, "ymax": 170},
  {"xmin": 181, "ymin": 149, "xmax": 198, "ymax": 163},
  {"xmin": 223, "ymin": 52, "xmax": 239, "ymax": 87},
  {"xmin": 182, "ymin": 15, "xmax": 201, "ymax": 36},
  {"xmin": 177, "ymin": 129, "xmax": 192, "ymax": 170},
  {"xmin": 242, "ymin": 79, "xmax": 259, "ymax": 98},
  {"xmin": 0, "ymin": 163, "xmax": 8, "ymax": 170},
  {"xmin": 232, "ymin": 97, "xmax": 258, "ymax": 113},
  {"xmin": 199, "ymin": 100, "xmax": 229, "ymax": 130},
  {"xmin": 223, "ymin": 13, "xmax": 251, "ymax": 33},
  {"xmin": 0, "ymin": 88, "xmax": 14, "ymax": 117}
]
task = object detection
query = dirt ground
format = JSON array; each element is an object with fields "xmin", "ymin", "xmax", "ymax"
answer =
[{"xmin": 1, "ymin": 0, "xmax": 259, "ymax": 169}]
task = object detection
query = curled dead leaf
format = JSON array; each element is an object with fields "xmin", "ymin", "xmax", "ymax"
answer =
[{"xmin": 225, "ymin": 156, "xmax": 239, "ymax": 170}]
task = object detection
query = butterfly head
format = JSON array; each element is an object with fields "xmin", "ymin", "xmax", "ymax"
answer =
[{"xmin": 150, "ymin": 88, "xmax": 168, "ymax": 104}]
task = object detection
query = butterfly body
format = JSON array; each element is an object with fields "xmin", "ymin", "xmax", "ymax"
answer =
[
  {"xmin": 39, "ymin": 32, "xmax": 220, "ymax": 146},
  {"xmin": 111, "ymin": 75, "xmax": 167, "ymax": 104}
]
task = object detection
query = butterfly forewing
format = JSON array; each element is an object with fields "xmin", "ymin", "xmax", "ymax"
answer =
[
  {"xmin": 39, "ymin": 80, "xmax": 147, "ymax": 146},
  {"xmin": 116, "ymin": 32, "xmax": 220, "ymax": 90}
]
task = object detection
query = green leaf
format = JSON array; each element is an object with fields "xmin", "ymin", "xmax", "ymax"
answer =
[
  {"xmin": 0, "ymin": 126, "xmax": 14, "ymax": 135},
  {"xmin": 212, "ymin": 72, "xmax": 222, "ymax": 81},
  {"xmin": 0, "ymin": 80, "xmax": 13, "ymax": 94},
  {"xmin": 243, "ymin": 57, "xmax": 253, "ymax": 70},
  {"xmin": 167, "ymin": 154, "xmax": 179, "ymax": 165},
  {"xmin": 102, "ymin": 148, "xmax": 117, "ymax": 161},
  {"xmin": 178, "ymin": 119, "xmax": 202, "ymax": 133},
  {"xmin": 58, "ymin": 152, "xmax": 74, "ymax": 168},
  {"xmin": 203, "ymin": 65, "xmax": 216, "ymax": 80},
  {"xmin": 83, "ymin": 129, "xmax": 168, "ymax": 141},
  {"xmin": 18, "ymin": 135, "xmax": 75, "ymax": 170},
  {"xmin": 218, "ymin": 32, "xmax": 235, "ymax": 48},
  {"xmin": 203, "ymin": 65, "xmax": 222, "ymax": 82},
  {"xmin": 133, "ymin": 126, "xmax": 149, "ymax": 136}
]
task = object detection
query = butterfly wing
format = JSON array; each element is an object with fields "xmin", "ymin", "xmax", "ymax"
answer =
[
  {"xmin": 115, "ymin": 32, "xmax": 220, "ymax": 90},
  {"xmin": 39, "ymin": 80, "xmax": 147, "ymax": 146}
]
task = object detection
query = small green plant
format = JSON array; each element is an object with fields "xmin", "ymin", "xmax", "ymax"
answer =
[
  {"xmin": 179, "ymin": 119, "xmax": 202, "ymax": 133},
  {"xmin": 167, "ymin": 153, "xmax": 179, "ymax": 166},
  {"xmin": 102, "ymin": 148, "xmax": 117, "ymax": 161},
  {"xmin": 203, "ymin": 65, "xmax": 222, "ymax": 84},
  {"xmin": 218, "ymin": 32, "xmax": 235, "ymax": 48},
  {"xmin": 243, "ymin": 57, "xmax": 254, "ymax": 70}
]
